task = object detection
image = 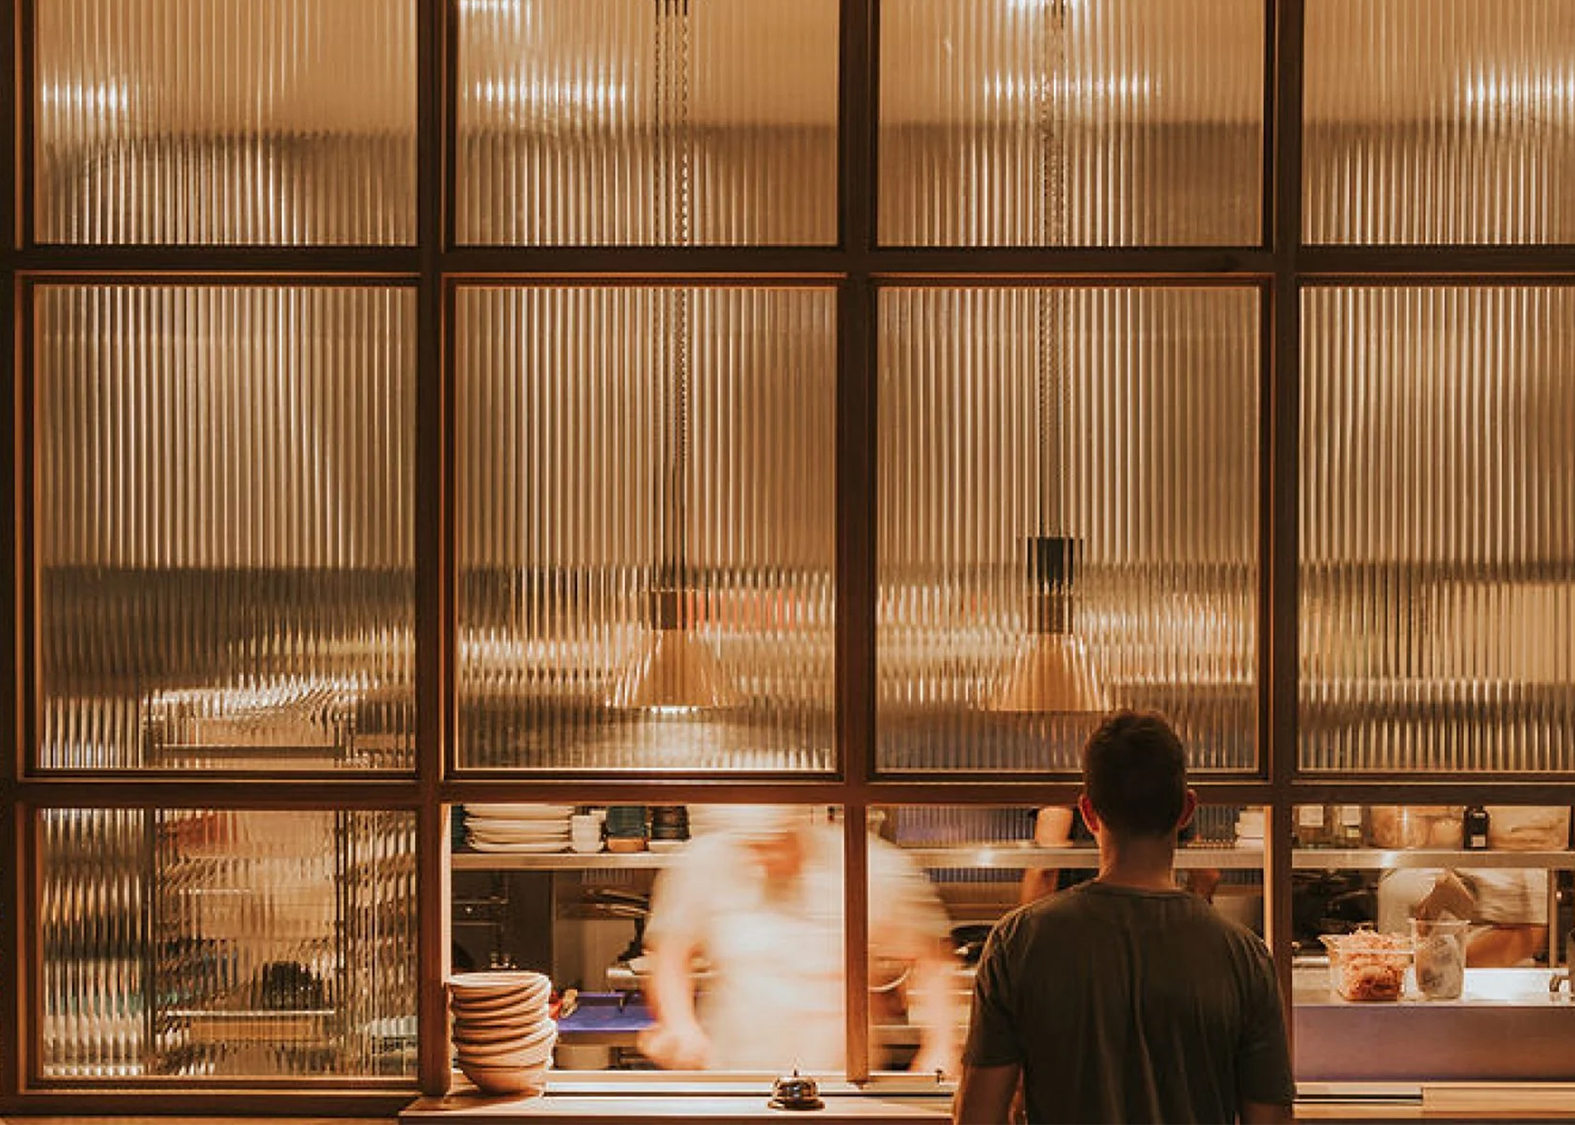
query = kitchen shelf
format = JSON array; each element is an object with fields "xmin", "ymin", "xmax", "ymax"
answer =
[
  {"xmin": 1290, "ymin": 849, "xmax": 1575, "ymax": 870},
  {"xmin": 452, "ymin": 851, "xmax": 668, "ymax": 871},
  {"xmin": 450, "ymin": 846, "xmax": 1575, "ymax": 873},
  {"xmin": 899, "ymin": 845, "xmax": 1264, "ymax": 870}
]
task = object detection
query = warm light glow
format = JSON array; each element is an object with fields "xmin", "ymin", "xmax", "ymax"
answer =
[
  {"xmin": 1463, "ymin": 74, "xmax": 1575, "ymax": 110},
  {"xmin": 985, "ymin": 74, "xmax": 1152, "ymax": 103},
  {"xmin": 472, "ymin": 79, "xmax": 627, "ymax": 111},
  {"xmin": 40, "ymin": 82, "xmax": 129, "ymax": 115}
]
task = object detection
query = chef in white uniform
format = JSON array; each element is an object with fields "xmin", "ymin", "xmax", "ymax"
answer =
[{"xmin": 639, "ymin": 805, "xmax": 957, "ymax": 1075}]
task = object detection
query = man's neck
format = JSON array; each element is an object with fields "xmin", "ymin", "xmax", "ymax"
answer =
[{"xmin": 1094, "ymin": 834, "xmax": 1179, "ymax": 891}]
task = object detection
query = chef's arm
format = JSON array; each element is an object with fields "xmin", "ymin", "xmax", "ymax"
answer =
[
  {"xmin": 638, "ymin": 936, "xmax": 710, "ymax": 1069},
  {"xmin": 1019, "ymin": 807, "xmax": 1076, "ymax": 904},
  {"xmin": 907, "ymin": 939, "xmax": 960, "ymax": 1076}
]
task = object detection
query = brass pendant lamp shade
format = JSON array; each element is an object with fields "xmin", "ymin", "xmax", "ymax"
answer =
[
  {"xmin": 608, "ymin": 590, "xmax": 743, "ymax": 713},
  {"xmin": 607, "ymin": 0, "xmax": 739, "ymax": 713},
  {"xmin": 987, "ymin": 536, "xmax": 1108, "ymax": 714}
]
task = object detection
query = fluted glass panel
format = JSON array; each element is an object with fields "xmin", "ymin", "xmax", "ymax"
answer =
[
  {"xmin": 35, "ymin": 285, "xmax": 416, "ymax": 771},
  {"xmin": 457, "ymin": 0, "xmax": 837, "ymax": 245},
  {"xmin": 40, "ymin": 808, "xmax": 417, "ymax": 1080},
  {"xmin": 1305, "ymin": 0, "xmax": 1575, "ymax": 245},
  {"xmin": 39, "ymin": 810, "xmax": 147, "ymax": 1079},
  {"xmin": 1301, "ymin": 287, "xmax": 1575, "ymax": 773},
  {"xmin": 457, "ymin": 285, "xmax": 836, "ymax": 771},
  {"xmin": 34, "ymin": 0, "xmax": 416, "ymax": 245},
  {"xmin": 879, "ymin": 0, "xmax": 1264, "ymax": 247},
  {"xmin": 878, "ymin": 286, "xmax": 1259, "ymax": 773}
]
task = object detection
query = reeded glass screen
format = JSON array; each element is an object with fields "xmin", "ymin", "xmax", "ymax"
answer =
[
  {"xmin": 456, "ymin": 0, "xmax": 837, "ymax": 245},
  {"xmin": 39, "ymin": 808, "xmax": 417, "ymax": 1080},
  {"xmin": 877, "ymin": 286, "xmax": 1259, "ymax": 773},
  {"xmin": 34, "ymin": 0, "xmax": 416, "ymax": 245},
  {"xmin": 456, "ymin": 285, "xmax": 836, "ymax": 771},
  {"xmin": 1305, "ymin": 0, "xmax": 1575, "ymax": 244},
  {"xmin": 1301, "ymin": 286, "xmax": 1575, "ymax": 773},
  {"xmin": 35, "ymin": 285, "xmax": 416, "ymax": 771},
  {"xmin": 878, "ymin": 0, "xmax": 1265, "ymax": 246}
]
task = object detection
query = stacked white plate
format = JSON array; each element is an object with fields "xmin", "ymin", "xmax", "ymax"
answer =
[
  {"xmin": 464, "ymin": 804, "xmax": 574, "ymax": 853},
  {"xmin": 448, "ymin": 971, "xmax": 556, "ymax": 1096}
]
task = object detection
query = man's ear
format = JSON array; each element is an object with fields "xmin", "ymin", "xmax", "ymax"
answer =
[
  {"xmin": 1176, "ymin": 788, "xmax": 1199, "ymax": 833},
  {"xmin": 1077, "ymin": 793, "xmax": 1101, "ymax": 834}
]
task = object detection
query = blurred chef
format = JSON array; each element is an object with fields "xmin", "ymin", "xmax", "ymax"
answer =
[{"xmin": 639, "ymin": 805, "xmax": 958, "ymax": 1075}]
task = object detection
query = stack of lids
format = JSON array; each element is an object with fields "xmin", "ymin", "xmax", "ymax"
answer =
[
  {"xmin": 447, "ymin": 971, "xmax": 556, "ymax": 1096},
  {"xmin": 463, "ymin": 805, "xmax": 574, "ymax": 853}
]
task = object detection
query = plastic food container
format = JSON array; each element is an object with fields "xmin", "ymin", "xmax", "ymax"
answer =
[
  {"xmin": 1365, "ymin": 806, "xmax": 1464, "ymax": 849},
  {"xmin": 1321, "ymin": 931, "xmax": 1412, "ymax": 1001},
  {"xmin": 1411, "ymin": 917, "xmax": 1469, "ymax": 1000}
]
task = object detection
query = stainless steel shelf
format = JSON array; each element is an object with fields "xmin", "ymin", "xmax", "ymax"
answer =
[
  {"xmin": 452, "ymin": 851, "xmax": 668, "ymax": 871},
  {"xmin": 899, "ymin": 845, "xmax": 1265, "ymax": 870},
  {"xmin": 450, "ymin": 845, "xmax": 1575, "ymax": 873},
  {"xmin": 1290, "ymin": 849, "xmax": 1575, "ymax": 870}
]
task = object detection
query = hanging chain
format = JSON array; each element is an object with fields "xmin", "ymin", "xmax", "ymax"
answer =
[
  {"xmin": 1034, "ymin": 0, "xmax": 1069, "ymax": 543},
  {"xmin": 653, "ymin": 0, "xmax": 694, "ymax": 594}
]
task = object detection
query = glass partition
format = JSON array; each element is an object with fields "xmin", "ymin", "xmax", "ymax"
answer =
[
  {"xmin": 449, "ymin": 802, "xmax": 844, "ymax": 1077},
  {"xmin": 34, "ymin": 284, "xmax": 417, "ymax": 772},
  {"xmin": 1290, "ymin": 802, "xmax": 1573, "ymax": 1082},
  {"xmin": 455, "ymin": 285, "xmax": 836, "ymax": 772},
  {"xmin": 877, "ymin": 285, "xmax": 1260, "ymax": 773},
  {"xmin": 456, "ymin": 0, "xmax": 838, "ymax": 245},
  {"xmin": 1301, "ymin": 286, "xmax": 1575, "ymax": 774},
  {"xmin": 1305, "ymin": 0, "xmax": 1575, "ymax": 245},
  {"xmin": 39, "ymin": 808, "xmax": 418, "ymax": 1080},
  {"xmin": 879, "ymin": 0, "xmax": 1265, "ymax": 246},
  {"xmin": 871, "ymin": 803, "xmax": 1260, "ymax": 1075},
  {"xmin": 34, "ymin": 0, "xmax": 416, "ymax": 244}
]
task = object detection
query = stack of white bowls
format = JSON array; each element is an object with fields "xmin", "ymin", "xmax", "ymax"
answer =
[{"xmin": 448, "ymin": 971, "xmax": 556, "ymax": 1096}]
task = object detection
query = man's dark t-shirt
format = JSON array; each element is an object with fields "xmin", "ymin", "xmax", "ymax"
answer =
[{"xmin": 964, "ymin": 881, "xmax": 1294, "ymax": 1124}]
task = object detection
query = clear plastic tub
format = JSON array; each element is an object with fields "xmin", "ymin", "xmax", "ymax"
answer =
[
  {"xmin": 1411, "ymin": 917, "xmax": 1469, "ymax": 999},
  {"xmin": 1321, "ymin": 931, "xmax": 1412, "ymax": 1001}
]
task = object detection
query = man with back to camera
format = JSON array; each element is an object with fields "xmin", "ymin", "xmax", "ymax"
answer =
[{"xmin": 953, "ymin": 710, "xmax": 1295, "ymax": 1125}]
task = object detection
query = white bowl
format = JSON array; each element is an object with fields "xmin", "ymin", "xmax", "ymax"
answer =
[
  {"xmin": 447, "ymin": 972, "xmax": 551, "ymax": 1007},
  {"xmin": 459, "ymin": 1059, "xmax": 550, "ymax": 1096}
]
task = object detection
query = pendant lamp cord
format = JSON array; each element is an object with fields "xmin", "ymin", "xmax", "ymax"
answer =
[
  {"xmin": 1034, "ymin": 0, "xmax": 1068, "ymax": 544},
  {"xmin": 653, "ymin": 0, "xmax": 692, "ymax": 599}
]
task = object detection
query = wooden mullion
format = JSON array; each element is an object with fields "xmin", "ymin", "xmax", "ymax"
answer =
[{"xmin": 1266, "ymin": 0, "xmax": 1306, "ymax": 1029}]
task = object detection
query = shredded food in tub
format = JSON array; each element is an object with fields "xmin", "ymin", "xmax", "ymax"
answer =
[{"xmin": 1322, "ymin": 930, "xmax": 1411, "ymax": 1001}]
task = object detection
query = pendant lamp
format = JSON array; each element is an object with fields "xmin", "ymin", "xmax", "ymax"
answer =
[
  {"xmin": 608, "ymin": 0, "xmax": 741, "ymax": 713},
  {"xmin": 987, "ymin": 0, "xmax": 1106, "ymax": 715}
]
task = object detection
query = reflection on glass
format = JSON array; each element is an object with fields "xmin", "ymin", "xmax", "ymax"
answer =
[
  {"xmin": 877, "ymin": 287, "xmax": 1259, "ymax": 773},
  {"xmin": 1301, "ymin": 287, "xmax": 1575, "ymax": 773},
  {"xmin": 456, "ymin": 286, "xmax": 835, "ymax": 772},
  {"xmin": 1305, "ymin": 0, "xmax": 1575, "ymax": 245},
  {"xmin": 456, "ymin": 0, "xmax": 837, "ymax": 245},
  {"xmin": 34, "ymin": 0, "xmax": 416, "ymax": 244},
  {"xmin": 879, "ymin": 0, "xmax": 1264, "ymax": 246},
  {"xmin": 40, "ymin": 808, "xmax": 417, "ymax": 1079},
  {"xmin": 35, "ymin": 285, "xmax": 416, "ymax": 771}
]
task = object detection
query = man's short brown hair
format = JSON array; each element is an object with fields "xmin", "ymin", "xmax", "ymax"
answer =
[{"xmin": 1082, "ymin": 710, "xmax": 1188, "ymax": 838}]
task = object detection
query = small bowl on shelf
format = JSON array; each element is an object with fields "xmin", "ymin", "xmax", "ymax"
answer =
[{"xmin": 458, "ymin": 1060, "xmax": 549, "ymax": 1097}]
